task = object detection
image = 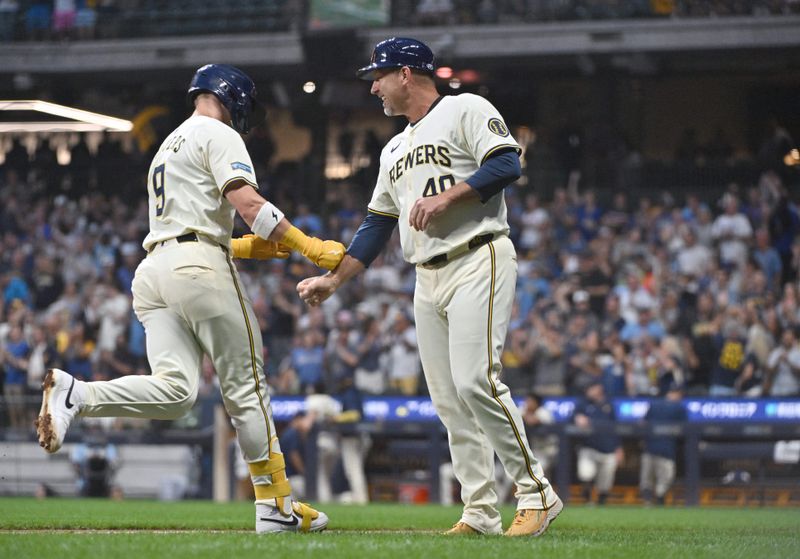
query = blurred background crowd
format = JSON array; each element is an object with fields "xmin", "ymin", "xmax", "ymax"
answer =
[
  {"xmin": 1, "ymin": 106, "xmax": 798, "ymax": 431},
  {"xmin": 0, "ymin": 0, "xmax": 798, "ymax": 507}
]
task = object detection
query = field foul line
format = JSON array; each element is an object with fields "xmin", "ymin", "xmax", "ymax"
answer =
[
  {"xmin": 2, "ymin": 529, "xmax": 251, "ymax": 534},
  {"xmin": 0, "ymin": 529, "xmax": 443, "ymax": 535}
]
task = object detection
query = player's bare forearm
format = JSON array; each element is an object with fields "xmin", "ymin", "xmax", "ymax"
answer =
[
  {"xmin": 225, "ymin": 181, "xmax": 267, "ymax": 226},
  {"xmin": 224, "ymin": 184, "xmax": 298, "ymax": 247},
  {"xmin": 409, "ymin": 181, "xmax": 477, "ymax": 231}
]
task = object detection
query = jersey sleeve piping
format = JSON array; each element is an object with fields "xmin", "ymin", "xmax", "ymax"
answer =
[
  {"xmin": 367, "ymin": 207, "xmax": 399, "ymax": 219},
  {"xmin": 481, "ymin": 143, "xmax": 522, "ymax": 166},
  {"xmin": 221, "ymin": 176, "xmax": 259, "ymax": 195}
]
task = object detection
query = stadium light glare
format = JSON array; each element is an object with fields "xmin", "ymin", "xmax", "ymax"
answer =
[
  {"xmin": 303, "ymin": 81, "xmax": 316, "ymax": 94},
  {"xmin": 0, "ymin": 100, "xmax": 133, "ymax": 132},
  {"xmin": 0, "ymin": 122, "xmax": 116, "ymax": 132},
  {"xmin": 436, "ymin": 67, "xmax": 453, "ymax": 79},
  {"xmin": 459, "ymin": 69, "xmax": 479, "ymax": 84}
]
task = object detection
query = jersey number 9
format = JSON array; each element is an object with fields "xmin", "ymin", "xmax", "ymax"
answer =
[{"xmin": 152, "ymin": 164, "xmax": 166, "ymax": 217}]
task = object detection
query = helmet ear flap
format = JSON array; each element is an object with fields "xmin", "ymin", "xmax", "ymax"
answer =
[
  {"xmin": 231, "ymin": 111, "xmax": 248, "ymax": 135},
  {"xmin": 230, "ymin": 89, "xmax": 264, "ymax": 136}
]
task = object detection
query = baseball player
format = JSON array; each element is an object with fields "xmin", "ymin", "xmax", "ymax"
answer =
[
  {"xmin": 297, "ymin": 37, "xmax": 563, "ymax": 536},
  {"xmin": 36, "ymin": 64, "xmax": 344, "ymax": 533},
  {"xmin": 574, "ymin": 381, "xmax": 622, "ymax": 505}
]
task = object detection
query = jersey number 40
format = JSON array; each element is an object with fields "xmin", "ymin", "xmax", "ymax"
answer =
[{"xmin": 422, "ymin": 174, "xmax": 455, "ymax": 197}]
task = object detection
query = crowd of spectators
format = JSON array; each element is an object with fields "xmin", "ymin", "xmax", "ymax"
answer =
[
  {"xmin": 498, "ymin": 167, "xmax": 800, "ymax": 400},
  {"xmin": 1, "ymin": 113, "xmax": 799, "ymax": 433},
  {"xmin": 404, "ymin": 0, "xmax": 799, "ymax": 26},
  {"xmin": 1, "ymin": 0, "xmax": 797, "ymax": 43}
]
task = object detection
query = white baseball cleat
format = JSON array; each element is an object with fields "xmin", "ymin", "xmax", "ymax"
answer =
[
  {"xmin": 35, "ymin": 369, "xmax": 85, "ymax": 454},
  {"xmin": 256, "ymin": 500, "xmax": 329, "ymax": 534}
]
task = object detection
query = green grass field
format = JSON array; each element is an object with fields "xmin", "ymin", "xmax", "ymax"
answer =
[{"xmin": 1, "ymin": 498, "xmax": 798, "ymax": 559}]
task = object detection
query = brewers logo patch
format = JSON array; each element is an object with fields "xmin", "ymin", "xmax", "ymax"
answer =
[{"xmin": 488, "ymin": 118, "xmax": 510, "ymax": 137}]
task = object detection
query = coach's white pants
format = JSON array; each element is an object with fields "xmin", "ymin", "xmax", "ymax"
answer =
[
  {"xmin": 415, "ymin": 235, "xmax": 558, "ymax": 533},
  {"xmin": 80, "ymin": 240, "xmax": 281, "ymax": 466},
  {"xmin": 316, "ymin": 432, "xmax": 370, "ymax": 504},
  {"xmin": 577, "ymin": 447, "xmax": 617, "ymax": 493},
  {"xmin": 639, "ymin": 452, "xmax": 676, "ymax": 498}
]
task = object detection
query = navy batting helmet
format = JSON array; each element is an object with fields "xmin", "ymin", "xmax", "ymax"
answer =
[
  {"xmin": 188, "ymin": 64, "xmax": 264, "ymax": 134},
  {"xmin": 356, "ymin": 37, "xmax": 435, "ymax": 81}
]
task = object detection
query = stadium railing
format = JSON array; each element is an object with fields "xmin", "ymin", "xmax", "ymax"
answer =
[
  {"xmin": 281, "ymin": 395, "xmax": 800, "ymax": 506},
  {"xmin": 2, "ymin": 395, "xmax": 799, "ymax": 504}
]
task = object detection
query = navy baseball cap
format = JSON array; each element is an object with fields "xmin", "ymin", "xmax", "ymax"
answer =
[{"xmin": 357, "ymin": 37, "xmax": 435, "ymax": 81}]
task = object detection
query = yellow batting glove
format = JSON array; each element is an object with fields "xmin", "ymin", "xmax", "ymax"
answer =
[
  {"xmin": 302, "ymin": 237, "xmax": 347, "ymax": 270},
  {"xmin": 231, "ymin": 234, "xmax": 291, "ymax": 260},
  {"xmin": 279, "ymin": 226, "xmax": 345, "ymax": 270}
]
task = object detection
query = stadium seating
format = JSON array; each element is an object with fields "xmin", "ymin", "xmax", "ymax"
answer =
[{"xmin": 114, "ymin": 0, "xmax": 290, "ymax": 38}]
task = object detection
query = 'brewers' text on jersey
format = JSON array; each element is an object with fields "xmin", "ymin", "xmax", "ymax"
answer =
[{"xmin": 368, "ymin": 93, "xmax": 521, "ymax": 264}]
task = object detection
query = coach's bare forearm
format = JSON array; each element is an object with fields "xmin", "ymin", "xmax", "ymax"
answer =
[
  {"xmin": 298, "ymin": 254, "xmax": 365, "ymax": 305},
  {"xmin": 328, "ymin": 254, "xmax": 366, "ymax": 285},
  {"xmin": 328, "ymin": 254, "xmax": 366, "ymax": 286},
  {"xmin": 445, "ymin": 181, "xmax": 480, "ymax": 203}
]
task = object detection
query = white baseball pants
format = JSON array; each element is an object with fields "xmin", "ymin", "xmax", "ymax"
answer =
[
  {"xmin": 80, "ymin": 239, "xmax": 280, "ymax": 466},
  {"xmin": 414, "ymin": 235, "xmax": 558, "ymax": 533}
]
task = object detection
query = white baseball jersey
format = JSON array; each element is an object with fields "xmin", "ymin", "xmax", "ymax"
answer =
[
  {"xmin": 142, "ymin": 115, "xmax": 258, "ymax": 251},
  {"xmin": 368, "ymin": 93, "xmax": 520, "ymax": 264},
  {"xmin": 83, "ymin": 113, "xmax": 286, "ymax": 502},
  {"xmin": 375, "ymin": 93, "xmax": 561, "ymax": 527}
]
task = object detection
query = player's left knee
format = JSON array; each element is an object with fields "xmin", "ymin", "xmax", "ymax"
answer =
[{"xmin": 161, "ymin": 382, "xmax": 198, "ymax": 417}]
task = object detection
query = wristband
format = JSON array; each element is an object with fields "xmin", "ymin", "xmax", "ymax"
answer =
[{"xmin": 251, "ymin": 201, "xmax": 285, "ymax": 240}]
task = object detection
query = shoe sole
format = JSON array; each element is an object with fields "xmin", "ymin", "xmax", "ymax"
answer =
[
  {"xmin": 257, "ymin": 522, "xmax": 328, "ymax": 535},
  {"xmin": 300, "ymin": 517, "xmax": 328, "ymax": 533},
  {"xmin": 531, "ymin": 498, "xmax": 563, "ymax": 537},
  {"xmin": 35, "ymin": 369, "xmax": 57, "ymax": 453}
]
